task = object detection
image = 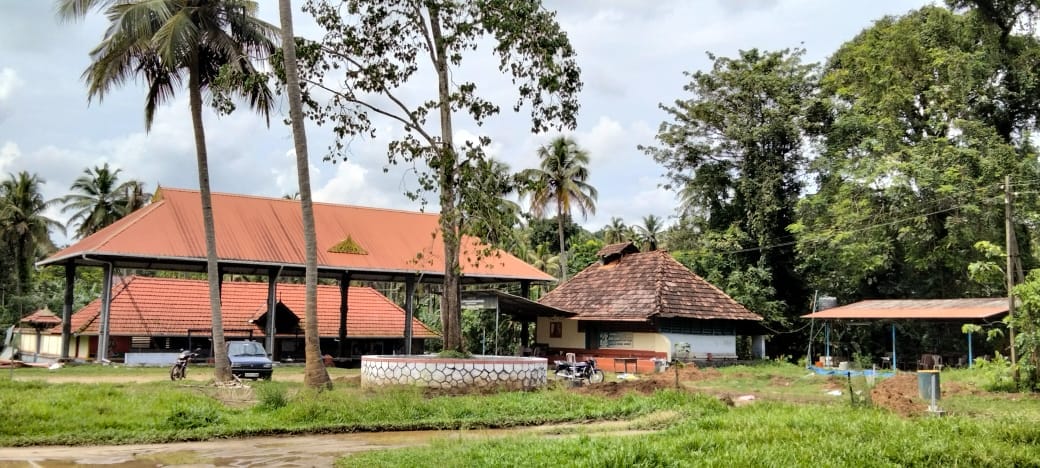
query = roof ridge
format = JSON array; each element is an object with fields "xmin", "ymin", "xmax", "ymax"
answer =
[{"xmin": 162, "ymin": 186, "xmax": 441, "ymax": 218}]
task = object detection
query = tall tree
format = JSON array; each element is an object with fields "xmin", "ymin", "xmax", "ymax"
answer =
[
  {"xmin": 295, "ymin": 0, "xmax": 581, "ymax": 351},
  {"xmin": 794, "ymin": 6, "xmax": 1040, "ymax": 302},
  {"xmin": 0, "ymin": 172, "xmax": 62, "ymax": 300},
  {"xmin": 278, "ymin": 0, "xmax": 330, "ymax": 389},
  {"xmin": 635, "ymin": 214, "xmax": 664, "ymax": 251},
  {"xmin": 642, "ymin": 48, "xmax": 817, "ymax": 328},
  {"xmin": 61, "ymin": 163, "xmax": 147, "ymax": 238},
  {"xmin": 518, "ymin": 136, "xmax": 598, "ymax": 281},
  {"xmin": 59, "ymin": 0, "xmax": 278, "ymax": 381},
  {"xmin": 602, "ymin": 217, "xmax": 627, "ymax": 244}
]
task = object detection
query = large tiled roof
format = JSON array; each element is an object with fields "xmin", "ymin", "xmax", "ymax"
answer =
[
  {"xmin": 61, "ymin": 276, "xmax": 437, "ymax": 338},
  {"xmin": 20, "ymin": 308, "xmax": 61, "ymax": 327},
  {"xmin": 801, "ymin": 298, "xmax": 1009, "ymax": 320},
  {"xmin": 39, "ymin": 188, "xmax": 553, "ymax": 282},
  {"xmin": 539, "ymin": 250, "xmax": 762, "ymax": 322}
]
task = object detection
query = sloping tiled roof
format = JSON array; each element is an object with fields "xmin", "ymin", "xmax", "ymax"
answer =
[
  {"xmin": 20, "ymin": 308, "xmax": 61, "ymax": 327},
  {"xmin": 538, "ymin": 250, "xmax": 762, "ymax": 322},
  {"xmin": 801, "ymin": 299, "xmax": 1009, "ymax": 320},
  {"xmin": 39, "ymin": 188, "xmax": 553, "ymax": 282},
  {"xmin": 60, "ymin": 276, "xmax": 437, "ymax": 338}
]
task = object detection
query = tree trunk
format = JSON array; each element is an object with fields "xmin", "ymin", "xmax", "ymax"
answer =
[
  {"xmin": 557, "ymin": 199, "xmax": 567, "ymax": 282},
  {"xmin": 189, "ymin": 62, "xmax": 231, "ymax": 383},
  {"xmin": 280, "ymin": 0, "xmax": 331, "ymax": 389},
  {"xmin": 430, "ymin": 8, "xmax": 463, "ymax": 352}
]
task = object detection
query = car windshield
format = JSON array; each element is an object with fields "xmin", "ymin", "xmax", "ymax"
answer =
[{"xmin": 228, "ymin": 342, "xmax": 266, "ymax": 357}]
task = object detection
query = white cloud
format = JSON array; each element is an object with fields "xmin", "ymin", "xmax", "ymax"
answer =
[
  {"xmin": 0, "ymin": 68, "xmax": 20, "ymax": 101},
  {"xmin": 0, "ymin": 141, "xmax": 19, "ymax": 173},
  {"xmin": 313, "ymin": 159, "xmax": 391, "ymax": 207}
]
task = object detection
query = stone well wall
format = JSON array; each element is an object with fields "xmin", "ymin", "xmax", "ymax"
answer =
[{"xmin": 361, "ymin": 355, "xmax": 548, "ymax": 389}]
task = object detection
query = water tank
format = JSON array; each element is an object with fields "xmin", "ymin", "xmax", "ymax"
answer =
[{"xmin": 817, "ymin": 296, "xmax": 838, "ymax": 311}]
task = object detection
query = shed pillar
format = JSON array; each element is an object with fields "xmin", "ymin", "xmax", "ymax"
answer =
[
  {"xmin": 891, "ymin": 323, "xmax": 897, "ymax": 371},
  {"xmin": 968, "ymin": 331, "xmax": 974, "ymax": 368},
  {"xmin": 404, "ymin": 276, "xmax": 415, "ymax": 355},
  {"xmin": 752, "ymin": 335, "xmax": 766, "ymax": 359},
  {"xmin": 337, "ymin": 272, "xmax": 351, "ymax": 357},
  {"xmin": 60, "ymin": 263, "xmax": 75, "ymax": 360},
  {"xmin": 97, "ymin": 263, "xmax": 113, "ymax": 363},
  {"xmin": 520, "ymin": 281, "xmax": 531, "ymax": 347},
  {"xmin": 824, "ymin": 322, "xmax": 831, "ymax": 366},
  {"xmin": 266, "ymin": 268, "xmax": 279, "ymax": 359}
]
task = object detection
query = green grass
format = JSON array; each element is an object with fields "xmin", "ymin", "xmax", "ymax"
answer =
[
  {"xmin": 0, "ymin": 377, "xmax": 679, "ymax": 446},
  {"xmin": 339, "ymin": 401, "xmax": 1040, "ymax": 467}
]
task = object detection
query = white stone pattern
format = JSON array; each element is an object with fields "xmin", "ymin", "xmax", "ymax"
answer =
[{"xmin": 360, "ymin": 357, "xmax": 548, "ymax": 390}]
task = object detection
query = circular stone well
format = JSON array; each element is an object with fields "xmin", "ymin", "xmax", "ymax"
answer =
[{"xmin": 360, "ymin": 355, "xmax": 548, "ymax": 390}]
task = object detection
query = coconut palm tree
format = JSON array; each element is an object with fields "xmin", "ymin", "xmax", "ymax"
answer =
[
  {"xmin": 635, "ymin": 214, "xmax": 665, "ymax": 251},
  {"xmin": 61, "ymin": 163, "xmax": 147, "ymax": 238},
  {"xmin": 278, "ymin": 0, "xmax": 330, "ymax": 389},
  {"xmin": 59, "ymin": 0, "xmax": 278, "ymax": 382},
  {"xmin": 0, "ymin": 172, "xmax": 63, "ymax": 298},
  {"xmin": 602, "ymin": 217, "xmax": 627, "ymax": 244},
  {"xmin": 526, "ymin": 243, "xmax": 561, "ymax": 277},
  {"xmin": 518, "ymin": 136, "xmax": 597, "ymax": 281}
]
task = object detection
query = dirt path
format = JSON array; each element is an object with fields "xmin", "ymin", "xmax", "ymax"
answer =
[{"xmin": 0, "ymin": 420, "xmax": 653, "ymax": 467}]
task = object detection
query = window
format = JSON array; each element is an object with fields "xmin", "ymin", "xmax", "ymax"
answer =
[{"xmin": 549, "ymin": 321, "xmax": 563, "ymax": 338}]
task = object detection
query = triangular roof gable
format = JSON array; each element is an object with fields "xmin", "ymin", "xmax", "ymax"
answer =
[
  {"xmin": 539, "ymin": 250, "xmax": 762, "ymax": 322},
  {"xmin": 40, "ymin": 188, "xmax": 553, "ymax": 282},
  {"xmin": 62, "ymin": 276, "xmax": 438, "ymax": 338},
  {"xmin": 20, "ymin": 308, "xmax": 62, "ymax": 327}
]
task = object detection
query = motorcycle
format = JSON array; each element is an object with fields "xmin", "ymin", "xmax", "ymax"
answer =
[
  {"xmin": 554, "ymin": 358, "xmax": 604, "ymax": 384},
  {"xmin": 170, "ymin": 349, "xmax": 199, "ymax": 381}
]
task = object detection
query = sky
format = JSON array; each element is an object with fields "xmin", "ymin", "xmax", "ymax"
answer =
[{"xmin": 0, "ymin": 0, "xmax": 932, "ymax": 246}]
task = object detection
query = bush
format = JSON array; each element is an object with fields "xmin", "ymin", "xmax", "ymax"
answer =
[
  {"xmin": 165, "ymin": 405, "xmax": 224, "ymax": 430},
  {"xmin": 255, "ymin": 383, "xmax": 289, "ymax": 411},
  {"xmin": 974, "ymin": 353, "xmax": 1017, "ymax": 392}
]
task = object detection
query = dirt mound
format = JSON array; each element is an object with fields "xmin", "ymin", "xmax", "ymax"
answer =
[
  {"xmin": 870, "ymin": 373, "xmax": 925, "ymax": 416},
  {"xmin": 572, "ymin": 379, "xmax": 672, "ymax": 397}
]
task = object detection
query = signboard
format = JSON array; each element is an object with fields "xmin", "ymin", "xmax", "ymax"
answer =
[
  {"xmin": 599, "ymin": 331, "xmax": 634, "ymax": 348},
  {"xmin": 461, "ymin": 296, "xmax": 498, "ymax": 310}
]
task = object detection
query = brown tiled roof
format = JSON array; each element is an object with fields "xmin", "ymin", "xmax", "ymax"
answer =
[
  {"xmin": 20, "ymin": 308, "xmax": 61, "ymax": 327},
  {"xmin": 39, "ymin": 188, "xmax": 553, "ymax": 282},
  {"xmin": 58, "ymin": 276, "xmax": 437, "ymax": 338},
  {"xmin": 538, "ymin": 250, "xmax": 762, "ymax": 322},
  {"xmin": 801, "ymin": 298, "xmax": 1008, "ymax": 320}
]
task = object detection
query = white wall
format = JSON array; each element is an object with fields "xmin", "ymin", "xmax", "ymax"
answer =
[{"xmin": 662, "ymin": 333, "xmax": 737, "ymax": 360}]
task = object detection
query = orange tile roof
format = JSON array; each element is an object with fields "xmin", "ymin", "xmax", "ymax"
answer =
[
  {"xmin": 40, "ymin": 188, "xmax": 553, "ymax": 282},
  {"xmin": 60, "ymin": 276, "xmax": 437, "ymax": 338},
  {"xmin": 801, "ymin": 299, "xmax": 1009, "ymax": 320},
  {"xmin": 539, "ymin": 250, "xmax": 762, "ymax": 322},
  {"xmin": 20, "ymin": 308, "xmax": 61, "ymax": 327}
]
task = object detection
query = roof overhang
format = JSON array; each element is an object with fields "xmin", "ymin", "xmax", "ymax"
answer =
[
  {"xmin": 801, "ymin": 298, "xmax": 1010, "ymax": 321},
  {"xmin": 461, "ymin": 290, "xmax": 575, "ymax": 320}
]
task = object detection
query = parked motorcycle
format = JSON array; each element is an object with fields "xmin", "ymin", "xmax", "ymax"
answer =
[
  {"xmin": 170, "ymin": 349, "xmax": 199, "ymax": 381},
  {"xmin": 554, "ymin": 358, "xmax": 604, "ymax": 384}
]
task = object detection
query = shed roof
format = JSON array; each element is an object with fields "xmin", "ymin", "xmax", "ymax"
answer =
[
  {"xmin": 538, "ymin": 249, "xmax": 762, "ymax": 322},
  {"xmin": 800, "ymin": 298, "xmax": 1009, "ymax": 320},
  {"xmin": 20, "ymin": 308, "xmax": 61, "ymax": 327},
  {"xmin": 61, "ymin": 276, "xmax": 437, "ymax": 339},
  {"xmin": 39, "ymin": 187, "xmax": 553, "ymax": 283}
]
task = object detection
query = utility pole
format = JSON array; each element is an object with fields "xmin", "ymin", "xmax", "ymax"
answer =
[{"xmin": 1005, "ymin": 175, "xmax": 1018, "ymax": 366}]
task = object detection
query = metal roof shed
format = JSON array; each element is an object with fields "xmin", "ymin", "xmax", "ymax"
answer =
[{"xmin": 801, "ymin": 298, "xmax": 1010, "ymax": 370}]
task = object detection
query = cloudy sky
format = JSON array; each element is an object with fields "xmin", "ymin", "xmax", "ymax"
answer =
[{"xmin": 0, "ymin": 0, "xmax": 930, "ymax": 246}]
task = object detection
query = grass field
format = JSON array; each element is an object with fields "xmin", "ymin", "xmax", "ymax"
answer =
[{"xmin": 4, "ymin": 361, "xmax": 1040, "ymax": 467}]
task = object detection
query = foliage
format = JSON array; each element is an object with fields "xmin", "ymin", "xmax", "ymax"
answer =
[
  {"xmin": 568, "ymin": 236, "xmax": 604, "ymax": 276},
  {"xmin": 59, "ymin": 0, "xmax": 279, "ymax": 382},
  {"xmin": 973, "ymin": 352, "xmax": 1018, "ymax": 392},
  {"xmin": 436, "ymin": 349, "xmax": 474, "ymax": 359},
  {"xmin": 0, "ymin": 172, "xmax": 63, "ymax": 315},
  {"xmin": 295, "ymin": 0, "xmax": 581, "ymax": 351},
  {"xmin": 794, "ymin": 6, "xmax": 1040, "ymax": 302},
  {"xmin": 642, "ymin": 48, "xmax": 816, "ymax": 343},
  {"xmin": 527, "ymin": 215, "xmax": 581, "ymax": 254},
  {"xmin": 517, "ymin": 136, "xmax": 598, "ymax": 281},
  {"xmin": 60, "ymin": 163, "xmax": 149, "ymax": 239},
  {"xmin": 634, "ymin": 214, "xmax": 666, "ymax": 251},
  {"xmin": 1012, "ymin": 269, "xmax": 1040, "ymax": 389}
]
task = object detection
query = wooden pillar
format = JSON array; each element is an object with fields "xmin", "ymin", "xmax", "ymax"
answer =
[
  {"xmin": 338, "ymin": 271, "xmax": 351, "ymax": 357},
  {"xmin": 60, "ymin": 264, "xmax": 75, "ymax": 360},
  {"xmin": 404, "ymin": 276, "xmax": 416, "ymax": 355},
  {"xmin": 97, "ymin": 263, "xmax": 113, "ymax": 362},
  {"xmin": 266, "ymin": 268, "xmax": 279, "ymax": 359}
]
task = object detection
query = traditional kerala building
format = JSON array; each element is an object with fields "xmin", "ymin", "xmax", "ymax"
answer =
[
  {"xmin": 33, "ymin": 276, "xmax": 436, "ymax": 364},
  {"xmin": 536, "ymin": 242, "xmax": 765, "ymax": 372}
]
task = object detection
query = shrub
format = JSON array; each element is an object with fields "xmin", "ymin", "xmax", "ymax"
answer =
[
  {"xmin": 165, "ymin": 405, "xmax": 224, "ymax": 430},
  {"xmin": 255, "ymin": 383, "xmax": 289, "ymax": 411},
  {"xmin": 974, "ymin": 352, "xmax": 1017, "ymax": 392}
]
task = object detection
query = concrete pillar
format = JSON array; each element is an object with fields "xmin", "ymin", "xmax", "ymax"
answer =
[
  {"xmin": 265, "ymin": 268, "xmax": 279, "ymax": 359},
  {"xmin": 404, "ymin": 276, "xmax": 416, "ymax": 355},
  {"xmin": 60, "ymin": 264, "xmax": 75, "ymax": 360},
  {"xmin": 338, "ymin": 271, "xmax": 351, "ymax": 357},
  {"xmin": 97, "ymin": 263, "xmax": 113, "ymax": 362},
  {"xmin": 752, "ymin": 335, "xmax": 766, "ymax": 359}
]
